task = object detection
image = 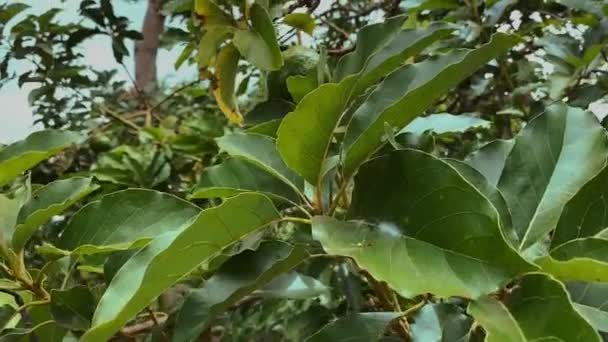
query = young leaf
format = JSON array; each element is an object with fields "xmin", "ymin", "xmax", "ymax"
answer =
[
  {"xmin": 468, "ymin": 273, "xmax": 601, "ymax": 342},
  {"xmin": 213, "ymin": 43, "xmax": 243, "ymax": 124},
  {"xmin": 13, "ymin": 177, "xmax": 98, "ymax": 251},
  {"xmin": 173, "ymin": 240, "xmax": 311, "ymax": 342},
  {"xmin": 234, "ymin": 3, "xmax": 283, "ymax": 71},
  {"xmin": 57, "ymin": 189, "xmax": 200, "ymax": 255},
  {"xmin": 81, "ymin": 193, "xmax": 279, "ymax": 341},
  {"xmin": 342, "ymin": 33, "xmax": 519, "ymax": 177},
  {"xmin": 0, "ymin": 130, "xmax": 83, "ymax": 186},
  {"xmin": 494, "ymin": 104, "xmax": 608, "ymax": 250},
  {"xmin": 284, "ymin": 13, "xmax": 316, "ymax": 35},
  {"xmin": 217, "ymin": 132, "xmax": 305, "ymax": 194},
  {"xmin": 305, "ymin": 312, "xmax": 401, "ymax": 342},
  {"xmin": 314, "ymin": 150, "xmax": 533, "ymax": 299},
  {"xmin": 190, "ymin": 157, "xmax": 302, "ymax": 203},
  {"xmin": 277, "ymin": 83, "xmax": 350, "ymax": 185}
]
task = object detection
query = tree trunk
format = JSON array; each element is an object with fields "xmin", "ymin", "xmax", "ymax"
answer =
[{"xmin": 134, "ymin": 0, "xmax": 165, "ymax": 93}]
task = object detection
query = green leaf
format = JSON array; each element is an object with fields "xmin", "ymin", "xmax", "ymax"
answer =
[
  {"xmin": 446, "ymin": 159, "xmax": 517, "ymax": 248},
  {"xmin": 13, "ymin": 177, "xmax": 98, "ymax": 251},
  {"xmin": 217, "ymin": 132, "xmax": 305, "ymax": 193},
  {"xmin": 410, "ymin": 303, "xmax": 473, "ymax": 342},
  {"xmin": 81, "ymin": 193, "xmax": 279, "ymax": 341},
  {"xmin": 483, "ymin": 0, "xmax": 518, "ymax": 27},
  {"xmin": 342, "ymin": 33, "xmax": 519, "ymax": 177},
  {"xmin": 57, "ymin": 189, "xmax": 199, "ymax": 255},
  {"xmin": 234, "ymin": 3, "xmax": 283, "ymax": 71},
  {"xmin": 190, "ymin": 157, "xmax": 302, "ymax": 203},
  {"xmin": 213, "ymin": 43, "xmax": 243, "ymax": 124},
  {"xmin": 574, "ymin": 303, "xmax": 608, "ymax": 333},
  {"xmin": 568, "ymin": 282, "xmax": 608, "ymax": 332},
  {"xmin": 401, "ymin": 113, "xmax": 491, "ymax": 135},
  {"xmin": 50, "ymin": 286, "xmax": 96, "ymax": 331},
  {"xmin": 197, "ymin": 26, "xmax": 231, "ymax": 69},
  {"xmin": 255, "ymin": 272, "xmax": 328, "ymax": 299},
  {"xmin": 284, "ymin": 13, "xmax": 316, "ymax": 34},
  {"xmin": 468, "ymin": 273, "xmax": 600, "ymax": 342},
  {"xmin": 0, "ymin": 130, "xmax": 83, "ymax": 186},
  {"xmin": 194, "ymin": 0, "xmax": 233, "ymax": 26},
  {"xmin": 494, "ymin": 104, "xmax": 608, "ymax": 250},
  {"xmin": 287, "ymin": 73, "xmax": 317, "ymax": 103},
  {"xmin": 305, "ymin": 312, "xmax": 401, "ymax": 342},
  {"xmin": 277, "ymin": 83, "xmax": 350, "ymax": 185},
  {"xmin": 556, "ymin": 0, "xmax": 605, "ymax": 17},
  {"xmin": 537, "ymin": 238, "xmax": 608, "ymax": 282},
  {"xmin": 245, "ymin": 99, "xmax": 295, "ymax": 126},
  {"xmin": 0, "ymin": 3, "xmax": 29, "ymax": 25},
  {"xmin": 314, "ymin": 150, "xmax": 532, "ymax": 299},
  {"xmin": 336, "ymin": 19, "xmax": 453, "ymax": 97},
  {"xmin": 550, "ymin": 166, "xmax": 608, "ymax": 247},
  {"xmin": 175, "ymin": 42, "xmax": 195, "ymax": 70},
  {"xmin": 173, "ymin": 240, "xmax": 311, "ymax": 342},
  {"xmin": 465, "ymin": 140, "xmax": 514, "ymax": 187}
]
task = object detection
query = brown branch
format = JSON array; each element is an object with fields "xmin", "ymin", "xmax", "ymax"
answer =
[{"xmin": 120, "ymin": 312, "xmax": 167, "ymax": 337}]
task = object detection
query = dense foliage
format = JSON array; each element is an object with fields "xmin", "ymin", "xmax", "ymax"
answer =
[{"xmin": 1, "ymin": 0, "xmax": 608, "ymax": 341}]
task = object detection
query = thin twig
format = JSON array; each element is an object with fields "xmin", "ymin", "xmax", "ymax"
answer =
[
  {"xmin": 99, "ymin": 105, "xmax": 141, "ymax": 131},
  {"xmin": 319, "ymin": 17, "xmax": 350, "ymax": 39},
  {"xmin": 149, "ymin": 79, "xmax": 200, "ymax": 113}
]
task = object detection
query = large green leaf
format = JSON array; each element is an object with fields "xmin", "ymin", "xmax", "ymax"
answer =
[
  {"xmin": 465, "ymin": 140, "xmax": 514, "ymax": 187},
  {"xmin": 314, "ymin": 150, "xmax": 532, "ymax": 299},
  {"xmin": 0, "ymin": 130, "xmax": 83, "ymax": 186},
  {"xmin": 531, "ymin": 165, "xmax": 608, "ymax": 281},
  {"xmin": 173, "ymin": 240, "xmax": 312, "ymax": 342},
  {"xmin": 410, "ymin": 303, "xmax": 473, "ymax": 342},
  {"xmin": 50, "ymin": 286, "xmax": 96, "ymax": 331},
  {"xmin": 537, "ymin": 237, "xmax": 608, "ymax": 282},
  {"xmin": 217, "ymin": 132, "xmax": 304, "ymax": 193},
  {"xmin": 81, "ymin": 193, "xmax": 279, "ymax": 341},
  {"xmin": 446, "ymin": 159, "xmax": 516, "ymax": 247},
  {"xmin": 342, "ymin": 33, "xmax": 519, "ymax": 177},
  {"xmin": 277, "ymin": 83, "xmax": 350, "ymax": 185},
  {"xmin": 233, "ymin": 3, "xmax": 283, "ymax": 71},
  {"xmin": 191, "ymin": 157, "xmax": 301, "ymax": 203},
  {"xmin": 494, "ymin": 104, "xmax": 608, "ymax": 250},
  {"xmin": 57, "ymin": 189, "xmax": 199, "ymax": 255},
  {"xmin": 550, "ymin": 166, "xmax": 608, "ymax": 247},
  {"xmin": 334, "ymin": 17, "xmax": 452, "ymax": 95},
  {"xmin": 468, "ymin": 273, "xmax": 600, "ymax": 342},
  {"xmin": 305, "ymin": 312, "xmax": 401, "ymax": 342},
  {"xmin": 568, "ymin": 282, "xmax": 608, "ymax": 333},
  {"xmin": 12, "ymin": 177, "xmax": 98, "ymax": 251}
]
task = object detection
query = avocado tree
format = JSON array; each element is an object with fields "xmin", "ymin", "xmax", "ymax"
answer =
[{"xmin": 1, "ymin": 0, "xmax": 608, "ymax": 341}]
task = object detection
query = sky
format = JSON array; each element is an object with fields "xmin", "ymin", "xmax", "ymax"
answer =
[{"xmin": 0, "ymin": 0, "xmax": 196, "ymax": 144}]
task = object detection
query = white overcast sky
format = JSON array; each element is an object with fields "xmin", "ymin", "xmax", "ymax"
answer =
[{"xmin": 0, "ymin": 0, "xmax": 196, "ymax": 144}]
